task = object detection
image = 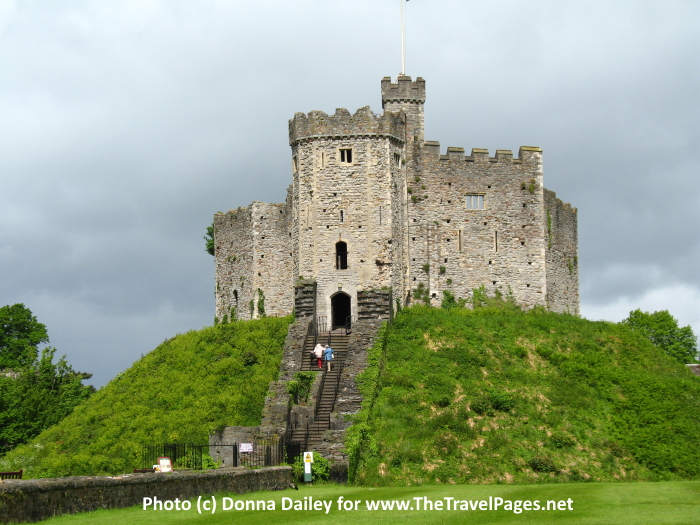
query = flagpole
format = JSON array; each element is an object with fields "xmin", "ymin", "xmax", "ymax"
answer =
[{"xmin": 401, "ymin": 0, "xmax": 405, "ymax": 75}]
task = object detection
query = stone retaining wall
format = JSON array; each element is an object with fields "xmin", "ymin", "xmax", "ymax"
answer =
[{"xmin": 0, "ymin": 467, "xmax": 291, "ymax": 524}]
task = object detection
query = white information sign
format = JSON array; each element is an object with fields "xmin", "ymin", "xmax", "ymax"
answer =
[
  {"xmin": 158, "ymin": 457, "xmax": 172, "ymax": 473},
  {"xmin": 303, "ymin": 451, "xmax": 314, "ymax": 463},
  {"xmin": 240, "ymin": 443, "xmax": 253, "ymax": 453}
]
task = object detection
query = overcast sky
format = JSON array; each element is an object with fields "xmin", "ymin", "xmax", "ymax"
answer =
[{"xmin": 1, "ymin": 0, "xmax": 698, "ymax": 387}]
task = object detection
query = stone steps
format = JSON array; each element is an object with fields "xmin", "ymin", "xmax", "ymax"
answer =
[{"xmin": 290, "ymin": 332, "xmax": 349, "ymax": 445}]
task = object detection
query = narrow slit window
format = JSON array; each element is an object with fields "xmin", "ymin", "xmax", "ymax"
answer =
[
  {"xmin": 340, "ymin": 210, "xmax": 344, "ymax": 223},
  {"xmin": 292, "ymin": 155, "xmax": 298, "ymax": 172},
  {"xmin": 340, "ymin": 148, "xmax": 353, "ymax": 164},
  {"xmin": 495, "ymin": 231, "xmax": 499, "ymax": 252},
  {"xmin": 458, "ymin": 230, "xmax": 463, "ymax": 252},
  {"xmin": 466, "ymin": 194, "xmax": 485, "ymax": 210},
  {"xmin": 336, "ymin": 241, "xmax": 348, "ymax": 270}
]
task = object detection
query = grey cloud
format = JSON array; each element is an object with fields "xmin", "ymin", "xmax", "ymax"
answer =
[{"xmin": 1, "ymin": 0, "xmax": 698, "ymax": 386}]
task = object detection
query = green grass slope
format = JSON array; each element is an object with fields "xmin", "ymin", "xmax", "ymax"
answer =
[
  {"xmin": 0, "ymin": 316, "xmax": 292, "ymax": 478},
  {"xmin": 347, "ymin": 306, "xmax": 700, "ymax": 485}
]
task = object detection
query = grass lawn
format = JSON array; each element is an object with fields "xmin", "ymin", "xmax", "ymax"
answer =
[{"xmin": 41, "ymin": 481, "xmax": 700, "ymax": 524}]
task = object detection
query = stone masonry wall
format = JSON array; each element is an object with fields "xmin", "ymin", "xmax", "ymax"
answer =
[
  {"xmin": 0, "ymin": 467, "xmax": 291, "ymax": 524},
  {"xmin": 403, "ymin": 144, "xmax": 549, "ymax": 310},
  {"xmin": 215, "ymin": 207, "xmax": 254, "ymax": 321},
  {"xmin": 250, "ymin": 201, "xmax": 293, "ymax": 318},
  {"xmin": 544, "ymin": 189, "xmax": 579, "ymax": 314},
  {"xmin": 258, "ymin": 316, "xmax": 313, "ymax": 433},
  {"xmin": 381, "ymin": 75, "xmax": 425, "ymax": 165},
  {"xmin": 291, "ymin": 120, "xmax": 404, "ymax": 321},
  {"xmin": 215, "ymin": 201, "xmax": 293, "ymax": 322}
]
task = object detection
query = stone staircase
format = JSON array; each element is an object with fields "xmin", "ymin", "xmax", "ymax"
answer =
[{"xmin": 289, "ymin": 331, "xmax": 349, "ymax": 445}]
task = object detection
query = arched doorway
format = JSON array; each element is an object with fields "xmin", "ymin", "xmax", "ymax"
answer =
[{"xmin": 331, "ymin": 292, "xmax": 351, "ymax": 329}]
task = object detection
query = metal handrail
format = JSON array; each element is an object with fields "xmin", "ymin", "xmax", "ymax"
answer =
[
  {"xmin": 344, "ymin": 315, "xmax": 356, "ymax": 335},
  {"xmin": 311, "ymin": 337, "xmax": 345, "ymax": 426},
  {"xmin": 312, "ymin": 368, "xmax": 327, "ymax": 424},
  {"xmin": 330, "ymin": 359, "xmax": 344, "ymax": 414},
  {"xmin": 316, "ymin": 316, "xmax": 327, "ymax": 335}
]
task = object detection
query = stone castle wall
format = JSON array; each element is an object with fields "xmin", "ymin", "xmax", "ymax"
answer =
[
  {"xmin": 214, "ymin": 75, "xmax": 579, "ymax": 321},
  {"xmin": 214, "ymin": 201, "xmax": 293, "ymax": 321},
  {"xmin": 544, "ymin": 189, "xmax": 579, "ymax": 314},
  {"xmin": 214, "ymin": 207, "xmax": 254, "ymax": 321},
  {"xmin": 249, "ymin": 201, "xmax": 293, "ymax": 318},
  {"xmin": 400, "ymin": 145, "xmax": 548, "ymax": 309}
]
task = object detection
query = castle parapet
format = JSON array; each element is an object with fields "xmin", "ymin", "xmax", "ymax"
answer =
[
  {"xmin": 381, "ymin": 75, "xmax": 426, "ymax": 105},
  {"xmin": 289, "ymin": 106, "xmax": 406, "ymax": 145},
  {"xmin": 518, "ymin": 146, "xmax": 542, "ymax": 164},
  {"xmin": 421, "ymin": 143, "xmax": 541, "ymax": 164}
]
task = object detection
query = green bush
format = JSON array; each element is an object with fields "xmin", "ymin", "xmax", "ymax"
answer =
[
  {"xmin": 287, "ymin": 371, "xmax": 316, "ymax": 404},
  {"xmin": 292, "ymin": 453, "xmax": 330, "ymax": 483},
  {"xmin": 529, "ymin": 455, "xmax": 557, "ymax": 473}
]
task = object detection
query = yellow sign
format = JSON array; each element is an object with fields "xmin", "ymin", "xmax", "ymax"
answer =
[{"xmin": 304, "ymin": 452, "xmax": 314, "ymax": 463}]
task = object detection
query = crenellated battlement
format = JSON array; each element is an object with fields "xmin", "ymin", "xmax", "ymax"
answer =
[
  {"xmin": 381, "ymin": 75, "xmax": 426, "ymax": 106},
  {"xmin": 289, "ymin": 106, "xmax": 406, "ymax": 145},
  {"xmin": 422, "ymin": 142, "xmax": 542, "ymax": 164}
]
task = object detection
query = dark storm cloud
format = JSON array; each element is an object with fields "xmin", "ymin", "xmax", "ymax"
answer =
[{"xmin": 1, "ymin": 1, "xmax": 698, "ymax": 386}]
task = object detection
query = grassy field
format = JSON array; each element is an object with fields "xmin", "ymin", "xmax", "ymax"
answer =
[{"xmin": 40, "ymin": 481, "xmax": 700, "ymax": 524}]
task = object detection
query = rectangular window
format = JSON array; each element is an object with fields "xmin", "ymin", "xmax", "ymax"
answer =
[
  {"xmin": 393, "ymin": 153, "xmax": 401, "ymax": 166},
  {"xmin": 340, "ymin": 148, "xmax": 353, "ymax": 164},
  {"xmin": 466, "ymin": 194, "xmax": 484, "ymax": 210}
]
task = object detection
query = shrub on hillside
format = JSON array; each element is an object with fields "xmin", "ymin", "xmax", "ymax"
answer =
[{"xmin": 292, "ymin": 453, "xmax": 329, "ymax": 484}]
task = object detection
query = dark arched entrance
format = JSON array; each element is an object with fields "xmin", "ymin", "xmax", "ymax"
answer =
[{"xmin": 331, "ymin": 292, "xmax": 351, "ymax": 329}]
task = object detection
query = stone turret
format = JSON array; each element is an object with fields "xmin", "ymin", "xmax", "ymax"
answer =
[{"xmin": 381, "ymin": 75, "xmax": 426, "ymax": 144}]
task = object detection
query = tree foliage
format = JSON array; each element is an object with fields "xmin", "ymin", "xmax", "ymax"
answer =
[
  {"xmin": 0, "ymin": 304, "xmax": 94, "ymax": 455},
  {"xmin": 0, "ymin": 304, "xmax": 49, "ymax": 369},
  {"xmin": 621, "ymin": 309, "xmax": 698, "ymax": 364},
  {"xmin": 204, "ymin": 223, "xmax": 215, "ymax": 256},
  {"xmin": 0, "ymin": 348, "xmax": 94, "ymax": 454}
]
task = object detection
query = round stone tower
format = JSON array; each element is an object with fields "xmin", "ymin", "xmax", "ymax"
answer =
[{"xmin": 288, "ymin": 104, "xmax": 406, "ymax": 327}]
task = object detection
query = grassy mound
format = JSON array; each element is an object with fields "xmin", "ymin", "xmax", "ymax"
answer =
[
  {"xmin": 347, "ymin": 305, "xmax": 700, "ymax": 485},
  {"xmin": 0, "ymin": 316, "xmax": 292, "ymax": 478}
]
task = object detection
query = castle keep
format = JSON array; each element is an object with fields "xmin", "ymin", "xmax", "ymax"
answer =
[{"xmin": 214, "ymin": 76, "xmax": 579, "ymax": 324}]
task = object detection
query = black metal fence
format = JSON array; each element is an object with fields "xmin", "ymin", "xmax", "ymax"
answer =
[
  {"xmin": 144, "ymin": 439, "xmax": 294, "ymax": 470},
  {"xmin": 141, "ymin": 443, "xmax": 208, "ymax": 470},
  {"xmin": 209, "ymin": 439, "xmax": 286, "ymax": 468}
]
